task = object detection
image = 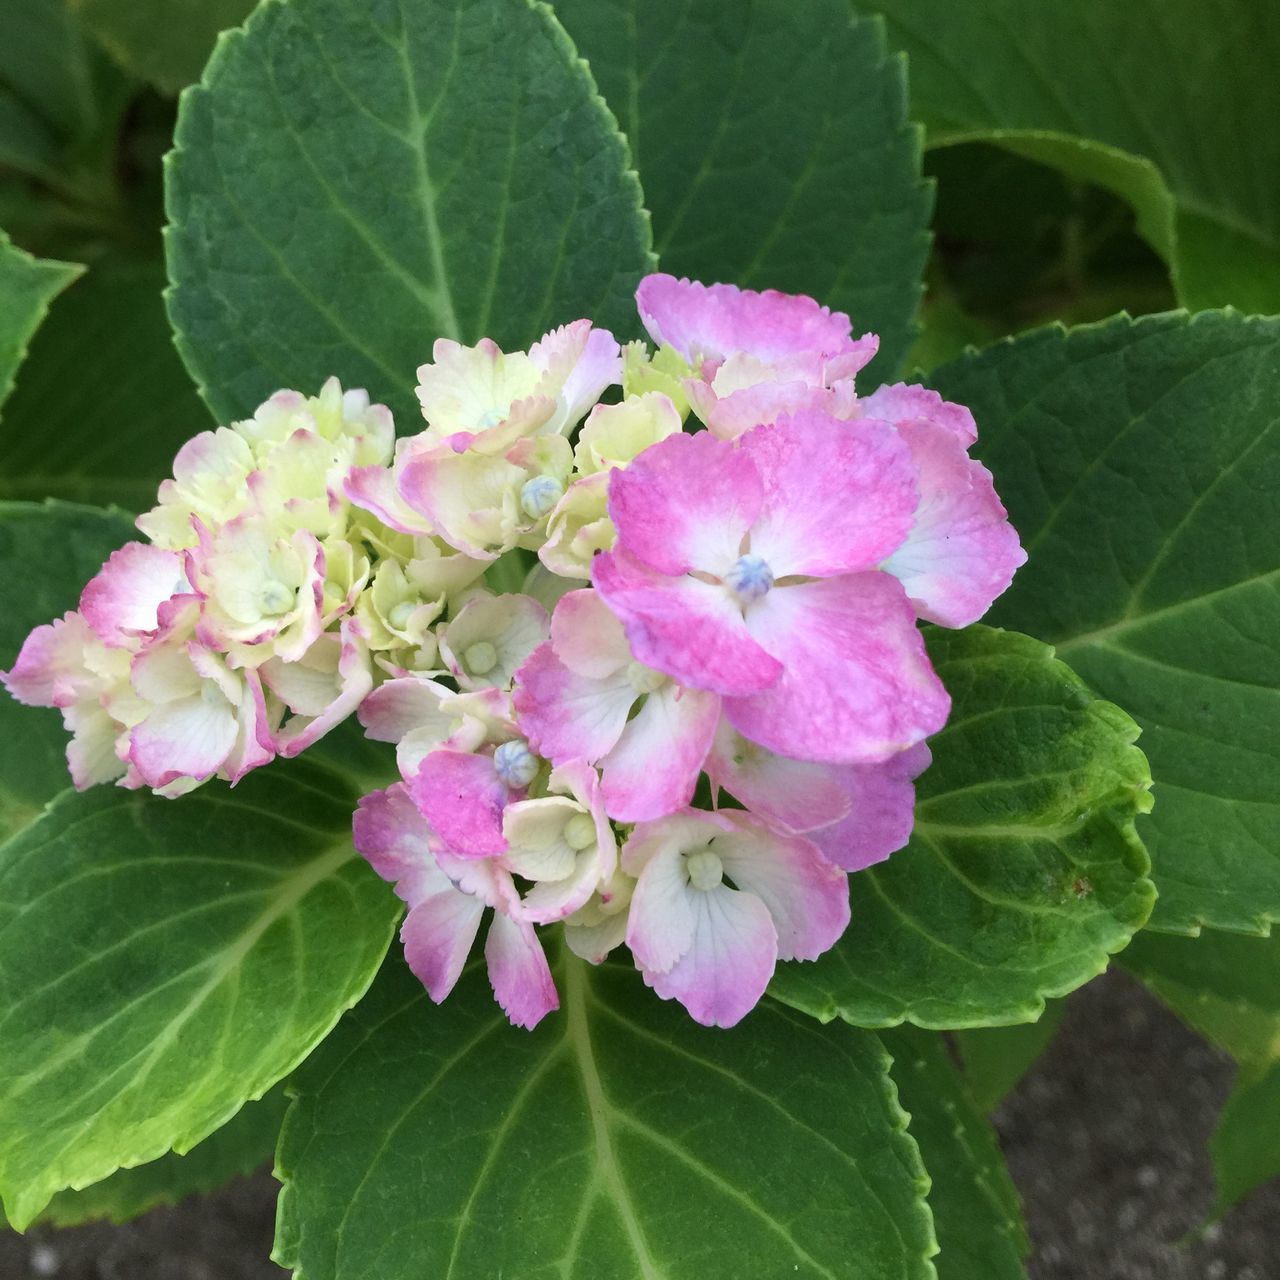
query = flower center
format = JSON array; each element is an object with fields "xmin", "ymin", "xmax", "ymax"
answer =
[
  {"xmin": 723, "ymin": 553, "xmax": 774, "ymax": 604},
  {"xmin": 257, "ymin": 579, "xmax": 294, "ymax": 617},
  {"xmin": 626, "ymin": 660, "xmax": 667, "ymax": 695},
  {"xmin": 387, "ymin": 601, "xmax": 414, "ymax": 631},
  {"xmin": 520, "ymin": 475, "xmax": 564, "ymax": 519},
  {"xmin": 493, "ymin": 739, "xmax": 539, "ymax": 789},
  {"xmin": 564, "ymin": 813, "xmax": 597, "ymax": 851},
  {"xmin": 685, "ymin": 848, "xmax": 724, "ymax": 892},
  {"xmin": 464, "ymin": 640, "xmax": 498, "ymax": 675}
]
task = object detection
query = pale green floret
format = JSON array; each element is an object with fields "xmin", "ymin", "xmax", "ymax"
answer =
[
  {"xmin": 626, "ymin": 660, "xmax": 667, "ymax": 695},
  {"xmin": 685, "ymin": 848, "xmax": 724, "ymax": 892},
  {"xmin": 464, "ymin": 640, "xmax": 498, "ymax": 676},
  {"xmin": 724, "ymin": 553, "xmax": 774, "ymax": 604},
  {"xmin": 564, "ymin": 813, "xmax": 598, "ymax": 851},
  {"xmin": 387, "ymin": 601, "xmax": 415, "ymax": 631},
  {"xmin": 494, "ymin": 739, "xmax": 539, "ymax": 789},
  {"xmin": 258, "ymin": 580, "xmax": 295, "ymax": 616},
  {"xmin": 520, "ymin": 474, "xmax": 564, "ymax": 519}
]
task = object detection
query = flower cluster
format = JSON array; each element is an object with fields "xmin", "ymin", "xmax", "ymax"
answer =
[{"xmin": 2, "ymin": 273, "xmax": 1025, "ymax": 1029}]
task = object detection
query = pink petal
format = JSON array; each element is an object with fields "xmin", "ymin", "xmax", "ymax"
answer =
[
  {"xmin": 705, "ymin": 720, "xmax": 850, "ymax": 833},
  {"xmin": 607, "ymin": 430, "xmax": 761, "ymax": 576},
  {"xmin": 271, "ymin": 619, "xmax": 374, "ymax": 757},
  {"xmin": 549, "ymin": 589, "xmax": 632, "ymax": 679},
  {"xmin": 592, "ymin": 548, "xmax": 781, "ymax": 695},
  {"xmin": 352, "ymin": 783, "xmax": 452, "ymax": 905},
  {"xmin": 739, "ymin": 412, "xmax": 918, "ymax": 578},
  {"xmin": 403, "ymin": 891, "xmax": 486, "ymax": 1004},
  {"xmin": 624, "ymin": 839, "xmax": 698, "ymax": 973},
  {"xmin": 728, "ymin": 574, "xmax": 950, "ymax": 763},
  {"xmin": 636, "ymin": 273, "xmax": 858, "ymax": 366},
  {"xmin": 484, "ymin": 911, "xmax": 559, "ymax": 1029},
  {"xmin": 80, "ymin": 543, "xmax": 184, "ymax": 647},
  {"xmin": 358, "ymin": 676, "xmax": 453, "ymax": 745},
  {"xmin": 644, "ymin": 887, "xmax": 778, "ymax": 1028},
  {"xmin": 698, "ymin": 380, "xmax": 838, "ymax": 441},
  {"xmin": 344, "ymin": 461, "xmax": 437, "ymax": 536},
  {"xmin": 408, "ymin": 748, "xmax": 509, "ymax": 857},
  {"xmin": 129, "ymin": 693, "xmax": 238, "ymax": 788},
  {"xmin": 714, "ymin": 813, "xmax": 850, "ymax": 962},
  {"xmin": 857, "ymin": 382, "xmax": 978, "ymax": 448},
  {"xmin": 2, "ymin": 612, "xmax": 96, "ymax": 708},
  {"xmin": 601, "ymin": 682, "xmax": 719, "ymax": 822},
  {"xmin": 513, "ymin": 642, "xmax": 634, "ymax": 763},
  {"xmin": 809, "ymin": 743, "xmax": 931, "ymax": 873},
  {"xmin": 883, "ymin": 420, "xmax": 1027, "ymax": 628}
]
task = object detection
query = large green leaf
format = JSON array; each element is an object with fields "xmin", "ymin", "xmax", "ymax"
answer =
[
  {"xmin": 0, "ymin": 229, "xmax": 82, "ymax": 410},
  {"xmin": 953, "ymin": 1002, "xmax": 1067, "ymax": 1114},
  {"xmin": 870, "ymin": 0, "xmax": 1280, "ymax": 312},
  {"xmin": 884, "ymin": 1027, "xmax": 1028, "ymax": 1279},
  {"xmin": 38, "ymin": 1084, "xmax": 287, "ymax": 1227},
  {"xmin": 555, "ymin": 0, "xmax": 931, "ymax": 382},
  {"xmin": 1209, "ymin": 1061, "xmax": 1280, "ymax": 1220},
  {"xmin": 1, "ymin": 257, "xmax": 210, "ymax": 508},
  {"xmin": 0, "ymin": 500, "xmax": 135, "ymax": 841},
  {"xmin": 927, "ymin": 311, "xmax": 1280, "ymax": 936},
  {"xmin": 0, "ymin": 764, "xmax": 399, "ymax": 1229},
  {"xmin": 70, "ymin": 0, "xmax": 255, "ymax": 95},
  {"xmin": 165, "ymin": 0, "xmax": 654, "ymax": 428},
  {"xmin": 770, "ymin": 626, "xmax": 1153, "ymax": 1029},
  {"xmin": 274, "ymin": 953, "xmax": 938, "ymax": 1279},
  {"xmin": 1121, "ymin": 930, "xmax": 1280, "ymax": 1070}
]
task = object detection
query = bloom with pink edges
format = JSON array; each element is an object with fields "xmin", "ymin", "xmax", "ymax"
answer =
[
  {"xmin": 593, "ymin": 414, "xmax": 951, "ymax": 764},
  {"xmin": 354, "ymin": 784, "xmax": 558, "ymax": 1029},
  {"xmin": 513, "ymin": 589, "xmax": 719, "ymax": 822},
  {"xmin": 708, "ymin": 721, "xmax": 932, "ymax": 873},
  {"xmin": 623, "ymin": 809, "xmax": 849, "ymax": 1028},
  {"xmin": 636, "ymin": 273, "xmax": 875, "ymax": 440}
]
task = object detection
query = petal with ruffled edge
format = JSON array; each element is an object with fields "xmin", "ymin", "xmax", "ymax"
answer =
[
  {"xmin": 352, "ymin": 782, "xmax": 453, "ymax": 905},
  {"xmin": 344, "ymin": 460, "xmax": 437, "ymax": 536},
  {"xmin": 809, "ymin": 742, "xmax": 931, "ymax": 872},
  {"xmin": 484, "ymin": 911, "xmax": 559, "ymax": 1029},
  {"xmin": 128, "ymin": 688, "xmax": 238, "ymax": 789},
  {"xmin": 403, "ymin": 891, "xmax": 486, "ymax": 1005},
  {"xmin": 409, "ymin": 747, "xmax": 509, "ymax": 857},
  {"xmin": 705, "ymin": 720, "xmax": 850, "ymax": 833},
  {"xmin": 713, "ymin": 813, "xmax": 849, "ymax": 961},
  {"xmin": 857, "ymin": 382, "xmax": 978, "ymax": 448},
  {"xmin": 882, "ymin": 420, "xmax": 1026, "ymax": 628},
  {"xmin": 513, "ymin": 642, "xmax": 634, "ymax": 764},
  {"xmin": 266, "ymin": 619, "xmax": 374, "ymax": 758},
  {"xmin": 739, "ymin": 413, "xmax": 917, "ymax": 578},
  {"xmin": 728, "ymin": 573, "xmax": 950, "ymax": 763},
  {"xmin": 64, "ymin": 704, "xmax": 127, "ymax": 789},
  {"xmin": 636, "ymin": 273, "xmax": 858, "ymax": 367},
  {"xmin": 531, "ymin": 320, "xmax": 622, "ymax": 436},
  {"xmin": 600, "ymin": 681, "xmax": 719, "ymax": 822},
  {"xmin": 358, "ymin": 675, "xmax": 456, "ymax": 776},
  {"xmin": 644, "ymin": 886, "xmax": 778, "ymax": 1028},
  {"xmin": 592, "ymin": 548, "xmax": 780, "ymax": 695},
  {"xmin": 607, "ymin": 429, "xmax": 761, "ymax": 576},
  {"xmin": 80, "ymin": 543, "xmax": 184, "ymax": 648},
  {"xmin": 2, "ymin": 612, "xmax": 100, "ymax": 708},
  {"xmin": 397, "ymin": 445, "xmax": 522, "ymax": 559}
]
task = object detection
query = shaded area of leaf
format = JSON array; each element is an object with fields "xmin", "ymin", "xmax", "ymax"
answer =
[
  {"xmin": 953, "ymin": 1001, "xmax": 1068, "ymax": 1113},
  {"xmin": 1209, "ymin": 1061, "xmax": 1280, "ymax": 1221},
  {"xmin": 0, "ymin": 228, "xmax": 82, "ymax": 409},
  {"xmin": 556, "ymin": 0, "xmax": 931, "ymax": 383},
  {"xmin": 769, "ymin": 625, "xmax": 1153, "ymax": 1030}
]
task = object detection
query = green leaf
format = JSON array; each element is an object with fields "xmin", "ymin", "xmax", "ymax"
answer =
[
  {"xmin": 953, "ymin": 1002, "xmax": 1067, "ymax": 1113},
  {"xmin": 0, "ymin": 499, "xmax": 135, "ymax": 841},
  {"xmin": 884, "ymin": 1027, "xmax": 1028, "ymax": 1278},
  {"xmin": 37, "ymin": 1085, "xmax": 288, "ymax": 1227},
  {"xmin": 870, "ymin": 0, "xmax": 1280, "ymax": 312},
  {"xmin": 1, "ymin": 257, "xmax": 211, "ymax": 509},
  {"xmin": 1120, "ymin": 930, "xmax": 1280, "ymax": 1070},
  {"xmin": 0, "ymin": 228, "xmax": 83, "ymax": 411},
  {"xmin": 927, "ymin": 311, "xmax": 1280, "ymax": 936},
  {"xmin": 554, "ymin": 0, "xmax": 931, "ymax": 382},
  {"xmin": 1209, "ymin": 1061, "xmax": 1280, "ymax": 1220},
  {"xmin": 165, "ymin": 0, "xmax": 654, "ymax": 428},
  {"xmin": 0, "ymin": 764, "xmax": 399, "ymax": 1229},
  {"xmin": 769, "ymin": 625, "xmax": 1153, "ymax": 1029},
  {"xmin": 69, "ymin": 0, "xmax": 255, "ymax": 95},
  {"xmin": 274, "ymin": 953, "xmax": 938, "ymax": 1279}
]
